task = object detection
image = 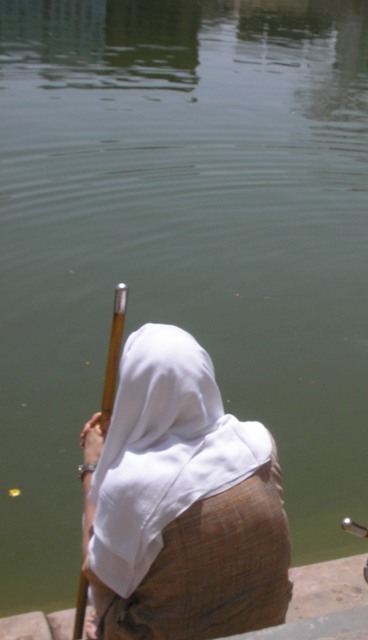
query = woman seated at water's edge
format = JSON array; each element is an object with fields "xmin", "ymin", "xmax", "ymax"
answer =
[{"xmin": 80, "ymin": 323, "xmax": 292, "ymax": 640}]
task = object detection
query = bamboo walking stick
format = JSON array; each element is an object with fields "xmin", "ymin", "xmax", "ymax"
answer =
[{"xmin": 73, "ymin": 283, "xmax": 129, "ymax": 640}]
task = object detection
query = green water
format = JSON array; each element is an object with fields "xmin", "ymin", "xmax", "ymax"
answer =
[{"xmin": 1, "ymin": 0, "xmax": 368, "ymax": 616}]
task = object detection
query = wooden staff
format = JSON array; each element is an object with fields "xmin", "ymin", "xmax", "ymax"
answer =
[{"xmin": 73, "ymin": 283, "xmax": 129, "ymax": 640}]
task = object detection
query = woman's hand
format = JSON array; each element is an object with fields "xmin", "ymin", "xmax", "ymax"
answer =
[
  {"xmin": 79, "ymin": 412, "xmax": 111, "ymax": 557},
  {"xmin": 80, "ymin": 412, "xmax": 110, "ymax": 465}
]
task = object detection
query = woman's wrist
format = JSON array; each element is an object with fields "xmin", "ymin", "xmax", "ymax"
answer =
[
  {"xmin": 83, "ymin": 454, "xmax": 100, "ymax": 465},
  {"xmin": 83, "ymin": 428, "xmax": 104, "ymax": 465},
  {"xmin": 78, "ymin": 463, "xmax": 97, "ymax": 482}
]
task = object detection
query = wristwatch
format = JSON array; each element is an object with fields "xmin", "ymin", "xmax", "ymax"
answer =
[{"xmin": 78, "ymin": 463, "xmax": 97, "ymax": 481}]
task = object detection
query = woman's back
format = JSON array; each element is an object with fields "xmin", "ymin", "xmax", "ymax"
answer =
[{"xmin": 97, "ymin": 451, "xmax": 292, "ymax": 640}]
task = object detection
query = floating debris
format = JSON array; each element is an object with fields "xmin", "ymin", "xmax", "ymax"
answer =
[{"xmin": 8, "ymin": 488, "xmax": 21, "ymax": 497}]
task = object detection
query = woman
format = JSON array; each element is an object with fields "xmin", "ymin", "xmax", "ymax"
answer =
[{"xmin": 80, "ymin": 323, "xmax": 292, "ymax": 640}]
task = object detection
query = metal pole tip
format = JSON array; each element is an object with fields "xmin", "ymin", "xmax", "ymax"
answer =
[{"xmin": 114, "ymin": 283, "xmax": 128, "ymax": 314}]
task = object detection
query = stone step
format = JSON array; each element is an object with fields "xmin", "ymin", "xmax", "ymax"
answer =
[
  {"xmin": 0, "ymin": 611, "xmax": 52, "ymax": 640},
  {"xmin": 224, "ymin": 605, "xmax": 368, "ymax": 640},
  {"xmin": 0, "ymin": 606, "xmax": 94, "ymax": 640},
  {"xmin": 2, "ymin": 605, "xmax": 367, "ymax": 640},
  {"xmin": 1, "ymin": 554, "xmax": 368, "ymax": 640}
]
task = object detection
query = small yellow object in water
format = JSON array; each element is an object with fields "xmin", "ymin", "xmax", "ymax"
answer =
[{"xmin": 8, "ymin": 488, "xmax": 21, "ymax": 497}]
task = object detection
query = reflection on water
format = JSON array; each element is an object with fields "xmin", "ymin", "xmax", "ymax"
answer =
[
  {"xmin": 103, "ymin": 0, "xmax": 200, "ymax": 90},
  {"xmin": 0, "ymin": 0, "xmax": 106, "ymax": 60},
  {"xmin": 236, "ymin": 0, "xmax": 368, "ymax": 121},
  {"xmin": 1, "ymin": 0, "xmax": 368, "ymax": 617},
  {"xmin": 0, "ymin": 0, "xmax": 200, "ymax": 90},
  {"xmin": 299, "ymin": 6, "xmax": 368, "ymax": 122},
  {"xmin": 1, "ymin": 0, "xmax": 367, "ymax": 98}
]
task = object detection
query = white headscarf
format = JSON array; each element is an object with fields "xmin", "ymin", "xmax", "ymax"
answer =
[{"xmin": 88, "ymin": 324, "xmax": 272, "ymax": 598}]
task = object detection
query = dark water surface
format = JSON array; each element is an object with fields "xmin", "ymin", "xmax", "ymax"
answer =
[{"xmin": 1, "ymin": 0, "xmax": 368, "ymax": 616}]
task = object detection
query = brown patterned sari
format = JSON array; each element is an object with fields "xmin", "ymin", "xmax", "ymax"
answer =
[{"xmin": 92, "ymin": 448, "xmax": 292, "ymax": 640}]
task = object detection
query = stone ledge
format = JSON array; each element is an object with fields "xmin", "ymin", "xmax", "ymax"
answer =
[
  {"xmin": 1, "ymin": 554, "xmax": 368, "ymax": 640},
  {"xmin": 224, "ymin": 605, "xmax": 368, "ymax": 640},
  {"xmin": 287, "ymin": 553, "xmax": 368, "ymax": 622},
  {"xmin": 0, "ymin": 610, "xmax": 53, "ymax": 640},
  {"xmin": 47, "ymin": 608, "xmax": 75, "ymax": 640},
  {"xmin": 47, "ymin": 606, "xmax": 94, "ymax": 640}
]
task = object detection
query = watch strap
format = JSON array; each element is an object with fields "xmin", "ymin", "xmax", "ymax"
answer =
[{"xmin": 78, "ymin": 463, "xmax": 97, "ymax": 481}]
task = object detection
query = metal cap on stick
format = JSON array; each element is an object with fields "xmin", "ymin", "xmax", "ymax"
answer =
[
  {"xmin": 115, "ymin": 283, "xmax": 128, "ymax": 314},
  {"xmin": 100, "ymin": 283, "xmax": 129, "ymax": 430}
]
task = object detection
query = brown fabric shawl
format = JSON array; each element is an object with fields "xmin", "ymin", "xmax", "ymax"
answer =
[{"xmin": 93, "ymin": 448, "xmax": 292, "ymax": 640}]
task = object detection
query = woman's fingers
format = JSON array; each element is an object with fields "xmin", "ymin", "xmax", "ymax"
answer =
[
  {"xmin": 79, "ymin": 411, "xmax": 111, "ymax": 447},
  {"xmin": 80, "ymin": 412, "xmax": 103, "ymax": 447}
]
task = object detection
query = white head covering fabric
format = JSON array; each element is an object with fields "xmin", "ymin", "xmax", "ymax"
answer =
[{"xmin": 88, "ymin": 323, "xmax": 272, "ymax": 599}]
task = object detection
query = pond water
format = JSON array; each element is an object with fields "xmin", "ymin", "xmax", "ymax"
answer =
[{"xmin": 1, "ymin": 0, "xmax": 368, "ymax": 617}]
